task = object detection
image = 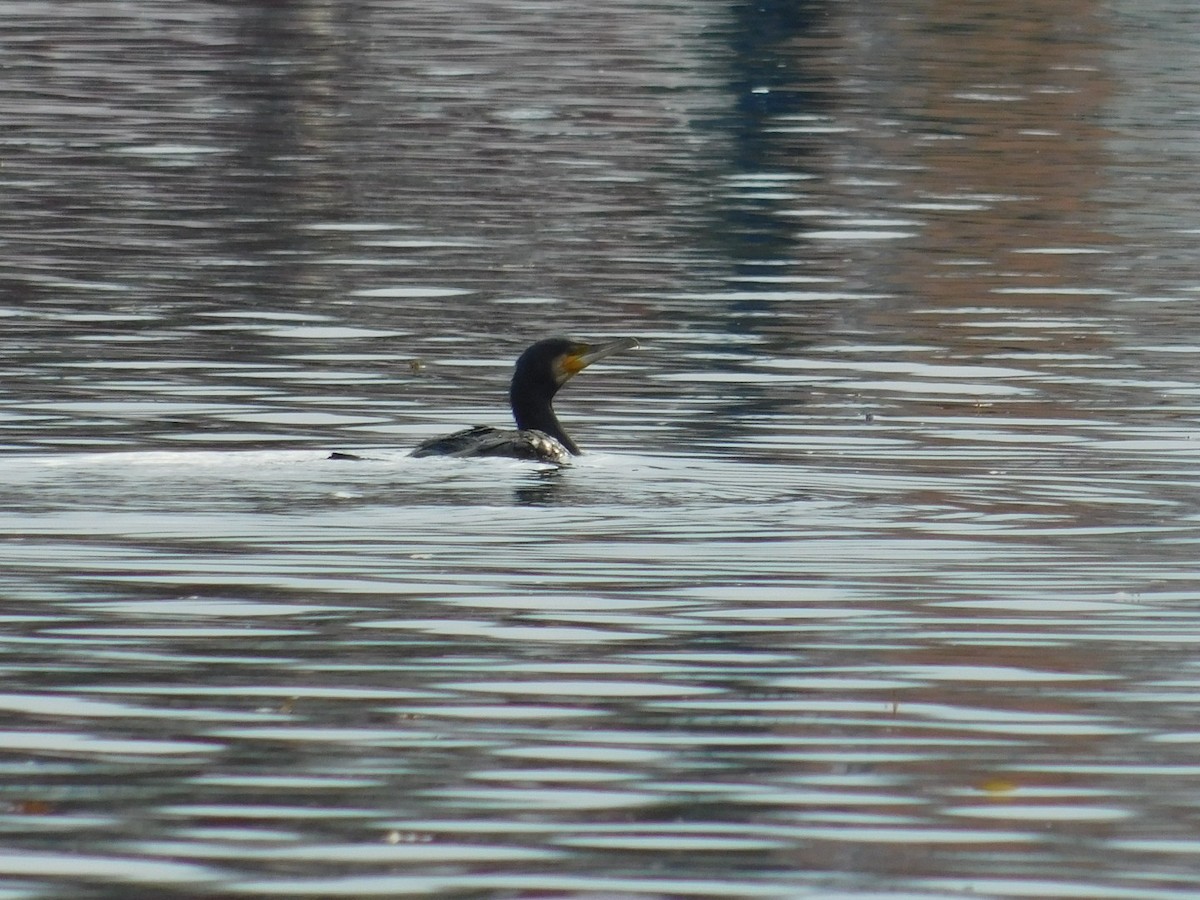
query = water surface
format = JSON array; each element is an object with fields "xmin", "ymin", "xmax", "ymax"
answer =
[{"xmin": 2, "ymin": 1, "xmax": 1200, "ymax": 897}]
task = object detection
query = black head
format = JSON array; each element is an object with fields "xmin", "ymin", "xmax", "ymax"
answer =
[
  {"xmin": 508, "ymin": 336, "xmax": 638, "ymax": 453},
  {"xmin": 513, "ymin": 338, "xmax": 579, "ymax": 398}
]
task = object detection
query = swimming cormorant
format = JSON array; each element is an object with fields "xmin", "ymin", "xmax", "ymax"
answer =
[{"xmin": 410, "ymin": 336, "xmax": 639, "ymax": 463}]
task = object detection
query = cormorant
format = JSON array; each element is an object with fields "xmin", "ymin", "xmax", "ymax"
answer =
[{"xmin": 410, "ymin": 336, "xmax": 639, "ymax": 463}]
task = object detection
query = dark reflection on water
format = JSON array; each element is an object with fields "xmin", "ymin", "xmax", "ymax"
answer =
[
  {"xmin": 3, "ymin": 1, "xmax": 1200, "ymax": 898},
  {"xmin": 720, "ymin": 0, "xmax": 833, "ymax": 275}
]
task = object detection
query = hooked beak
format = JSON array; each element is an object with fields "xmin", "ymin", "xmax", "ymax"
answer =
[{"xmin": 560, "ymin": 337, "xmax": 640, "ymax": 378}]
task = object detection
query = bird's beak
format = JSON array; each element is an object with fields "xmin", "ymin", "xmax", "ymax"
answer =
[{"xmin": 561, "ymin": 337, "xmax": 640, "ymax": 377}]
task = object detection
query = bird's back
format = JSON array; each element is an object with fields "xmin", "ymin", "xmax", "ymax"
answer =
[{"xmin": 410, "ymin": 425, "xmax": 570, "ymax": 463}]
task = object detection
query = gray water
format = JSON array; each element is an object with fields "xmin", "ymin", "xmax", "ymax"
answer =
[{"xmin": 2, "ymin": 1, "xmax": 1200, "ymax": 897}]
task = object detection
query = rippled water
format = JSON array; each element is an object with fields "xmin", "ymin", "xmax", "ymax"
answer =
[{"xmin": 3, "ymin": 1, "xmax": 1200, "ymax": 897}]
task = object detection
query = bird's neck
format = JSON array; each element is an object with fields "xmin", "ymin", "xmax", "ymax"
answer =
[{"xmin": 511, "ymin": 389, "xmax": 580, "ymax": 454}]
